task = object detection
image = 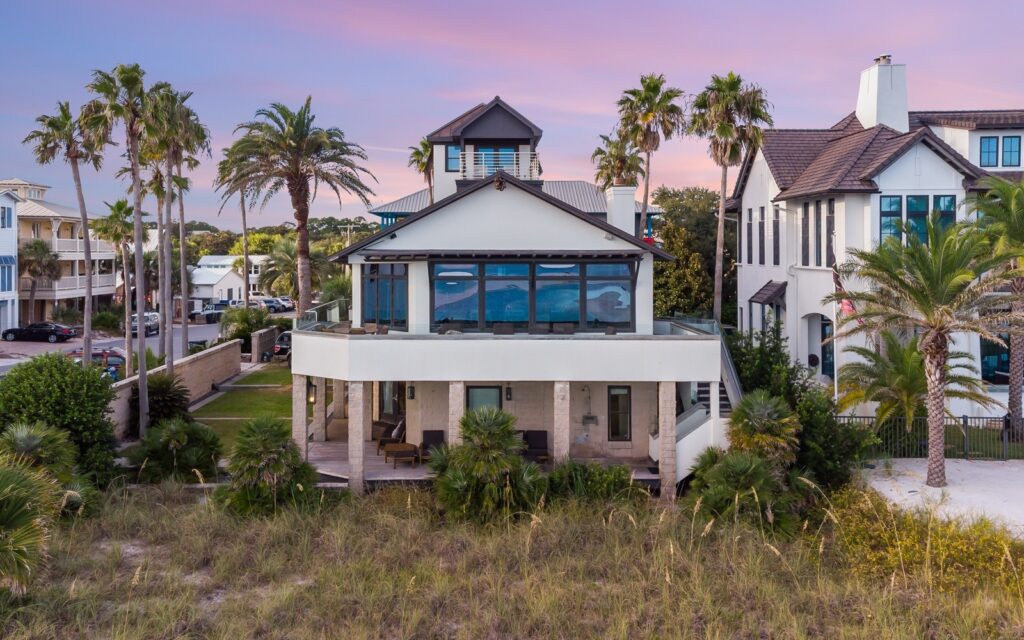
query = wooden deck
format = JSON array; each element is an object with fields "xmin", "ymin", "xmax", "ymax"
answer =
[{"xmin": 308, "ymin": 417, "xmax": 433, "ymax": 482}]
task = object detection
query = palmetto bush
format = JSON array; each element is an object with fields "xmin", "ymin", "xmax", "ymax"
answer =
[
  {"xmin": 429, "ymin": 407, "xmax": 546, "ymax": 523},
  {"xmin": 128, "ymin": 418, "xmax": 222, "ymax": 483},
  {"xmin": 131, "ymin": 372, "xmax": 190, "ymax": 436},
  {"xmin": 0, "ymin": 454, "xmax": 60, "ymax": 594},
  {"xmin": 0, "ymin": 422, "xmax": 77, "ymax": 483},
  {"xmin": 216, "ymin": 416, "xmax": 318, "ymax": 517},
  {"xmin": 728, "ymin": 389, "xmax": 801, "ymax": 467}
]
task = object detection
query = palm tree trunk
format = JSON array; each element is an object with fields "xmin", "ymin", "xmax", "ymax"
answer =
[
  {"xmin": 128, "ymin": 131, "xmax": 149, "ymax": 437},
  {"xmin": 164, "ymin": 158, "xmax": 175, "ymax": 377},
  {"xmin": 712, "ymin": 164, "xmax": 728, "ymax": 323},
  {"xmin": 1010, "ymin": 276, "xmax": 1024, "ymax": 433},
  {"xmin": 291, "ymin": 187, "xmax": 312, "ymax": 314},
  {"xmin": 155, "ymin": 193, "xmax": 165, "ymax": 361},
  {"xmin": 923, "ymin": 344, "xmax": 948, "ymax": 488},
  {"xmin": 241, "ymin": 194, "xmax": 250, "ymax": 308},
  {"xmin": 176, "ymin": 162, "xmax": 189, "ymax": 355},
  {"xmin": 427, "ymin": 170, "xmax": 434, "ymax": 205},
  {"xmin": 28, "ymin": 282, "xmax": 37, "ymax": 324},
  {"xmin": 121, "ymin": 244, "xmax": 133, "ymax": 377},
  {"xmin": 69, "ymin": 157, "xmax": 92, "ymax": 364},
  {"xmin": 639, "ymin": 150, "xmax": 651, "ymax": 239}
]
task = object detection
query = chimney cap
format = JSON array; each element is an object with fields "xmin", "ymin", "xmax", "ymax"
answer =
[{"xmin": 874, "ymin": 54, "xmax": 893, "ymax": 65}]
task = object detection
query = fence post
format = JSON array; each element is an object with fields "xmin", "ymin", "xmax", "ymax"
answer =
[
  {"xmin": 1004, "ymin": 415, "xmax": 1011, "ymax": 461},
  {"xmin": 962, "ymin": 415, "xmax": 969, "ymax": 460}
]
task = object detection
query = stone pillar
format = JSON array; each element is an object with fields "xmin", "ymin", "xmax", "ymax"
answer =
[
  {"xmin": 348, "ymin": 381, "xmax": 368, "ymax": 495},
  {"xmin": 658, "ymin": 381, "xmax": 677, "ymax": 501},
  {"xmin": 291, "ymin": 374, "xmax": 308, "ymax": 459},
  {"xmin": 311, "ymin": 377, "xmax": 327, "ymax": 441},
  {"xmin": 331, "ymin": 378, "xmax": 347, "ymax": 420},
  {"xmin": 448, "ymin": 381, "xmax": 465, "ymax": 445},
  {"xmin": 552, "ymin": 381, "xmax": 571, "ymax": 461}
]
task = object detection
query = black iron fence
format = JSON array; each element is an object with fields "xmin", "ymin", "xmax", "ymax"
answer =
[{"xmin": 838, "ymin": 415, "xmax": 1024, "ymax": 461}]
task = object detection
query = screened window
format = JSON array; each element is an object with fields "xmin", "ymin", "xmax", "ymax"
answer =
[
  {"xmin": 801, "ymin": 203, "xmax": 810, "ymax": 266},
  {"xmin": 445, "ymin": 144, "xmax": 460, "ymax": 172},
  {"xmin": 906, "ymin": 195, "xmax": 929, "ymax": 244},
  {"xmin": 608, "ymin": 386, "xmax": 631, "ymax": 442},
  {"xmin": 1004, "ymin": 136, "xmax": 1021, "ymax": 167},
  {"xmin": 814, "ymin": 200, "xmax": 822, "ymax": 266},
  {"xmin": 746, "ymin": 209, "xmax": 753, "ymax": 264},
  {"xmin": 826, "ymin": 199, "xmax": 836, "ymax": 268},
  {"xmin": 980, "ymin": 136, "xmax": 999, "ymax": 167},
  {"xmin": 880, "ymin": 196, "xmax": 902, "ymax": 243},
  {"xmin": 934, "ymin": 195, "xmax": 956, "ymax": 230},
  {"xmin": 757, "ymin": 206, "xmax": 765, "ymax": 265},
  {"xmin": 361, "ymin": 263, "xmax": 408, "ymax": 329},
  {"xmin": 772, "ymin": 206, "xmax": 780, "ymax": 266}
]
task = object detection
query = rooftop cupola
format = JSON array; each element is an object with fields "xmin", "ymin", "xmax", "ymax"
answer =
[{"xmin": 855, "ymin": 54, "xmax": 909, "ymax": 133}]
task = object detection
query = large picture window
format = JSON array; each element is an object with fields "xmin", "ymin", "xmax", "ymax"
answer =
[
  {"xmin": 880, "ymin": 196, "xmax": 902, "ymax": 243},
  {"xmin": 361, "ymin": 264, "xmax": 408, "ymax": 329},
  {"xmin": 431, "ymin": 261, "xmax": 635, "ymax": 333},
  {"xmin": 906, "ymin": 195, "xmax": 929, "ymax": 244},
  {"xmin": 607, "ymin": 386, "xmax": 631, "ymax": 442},
  {"xmin": 980, "ymin": 136, "xmax": 999, "ymax": 167}
]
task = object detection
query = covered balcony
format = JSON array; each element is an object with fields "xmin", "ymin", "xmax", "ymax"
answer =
[
  {"xmin": 20, "ymin": 273, "xmax": 117, "ymax": 299},
  {"xmin": 460, "ymin": 150, "xmax": 541, "ymax": 181}
]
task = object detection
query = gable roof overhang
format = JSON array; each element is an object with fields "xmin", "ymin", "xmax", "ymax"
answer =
[
  {"xmin": 333, "ymin": 170, "xmax": 673, "ymax": 262},
  {"xmin": 0, "ymin": 189, "xmax": 25, "ymax": 203},
  {"xmin": 425, "ymin": 96, "xmax": 543, "ymax": 145}
]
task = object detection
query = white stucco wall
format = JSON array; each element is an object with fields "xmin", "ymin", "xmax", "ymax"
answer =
[{"xmin": 967, "ymin": 129, "xmax": 1023, "ymax": 172}]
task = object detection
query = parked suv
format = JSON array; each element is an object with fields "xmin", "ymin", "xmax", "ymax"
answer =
[
  {"xmin": 276, "ymin": 296, "xmax": 295, "ymax": 311},
  {"xmin": 130, "ymin": 312, "xmax": 160, "ymax": 337},
  {"xmin": 263, "ymin": 297, "xmax": 287, "ymax": 313},
  {"xmin": 201, "ymin": 302, "xmax": 230, "ymax": 324},
  {"xmin": 273, "ymin": 330, "xmax": 291, "ymax": 361}
]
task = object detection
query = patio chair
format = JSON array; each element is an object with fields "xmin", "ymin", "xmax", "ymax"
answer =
[
  {"xmin": 419, "ymin": 430, "xmax": 445, "ymax": 462},
  {"xmin": 523, "ymin": 430, "xmax": 550, "ymax": 462},
  {"xmin": 376, "ymin": 419, "xmax": 406, "ymax": 455}
]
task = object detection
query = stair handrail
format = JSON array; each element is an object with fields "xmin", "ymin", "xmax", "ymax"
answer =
[{"xmin": 720, "ymin": 339, "xmax": 744, "ymax": 408}]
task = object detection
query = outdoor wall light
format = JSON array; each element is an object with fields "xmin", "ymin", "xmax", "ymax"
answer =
[
  {"xmin": 408, "ymin": 384, "xmax": 415, "ymax": 400},
  {"xmin": 306, "ymin": 379, "xmax": 317, "ymax": 404},
  {"xmin": 505, "ymin": 385, "xmax": 513, "ymax": 401}
]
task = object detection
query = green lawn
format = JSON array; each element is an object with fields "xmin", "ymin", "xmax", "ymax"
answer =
[
  {"xmin": 234, "ymin": 364, "xmax": 293, "ymax": 386},
  {"xmin": 191, "ymin": 363, "xmax": 295, "ymax": 448}
]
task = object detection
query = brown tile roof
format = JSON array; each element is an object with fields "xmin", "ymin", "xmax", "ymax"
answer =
[
  {"xmin": 425, "ymin": 102, "xmax": 488, "ymax": 142},
  {"xmin": 966, "ymin": 170, "xmax": 1024, "ymax": 191},
  {"xmin": 425, "ymin": 96, "xmax": 543, "ymax": 143},
  {"xmin": 909, "ymin": 110, "xmax": 1024, "ymax": 130}
]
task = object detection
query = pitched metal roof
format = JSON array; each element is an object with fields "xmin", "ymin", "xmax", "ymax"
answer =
[
  {"xmin": 17, "ymin": 198, "xmax": 104, "ymax": 219},
  {"xmin": 369, "ymin": 180, "xmax": 661, "ymax": 216}
]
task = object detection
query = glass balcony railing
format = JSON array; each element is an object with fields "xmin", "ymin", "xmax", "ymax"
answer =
[{"xmin": 295, "ymin": 298, "xmax": 349, "ymax": 331}]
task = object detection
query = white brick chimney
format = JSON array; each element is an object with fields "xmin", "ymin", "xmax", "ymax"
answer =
[
  {"xmin": 605, "ymin": 185, "xmax": 637, "ymax": 235},
  {"xmin": 855, "ymin": 54, "xmax": 909, "ymax": 133}
]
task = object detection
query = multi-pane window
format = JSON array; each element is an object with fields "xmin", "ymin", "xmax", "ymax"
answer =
[
  {"xmin": 814, "ymin": 200, "xmax": 822, "ymax": 266},
  {"xmin": 906, "ymin": 195, "xmax": 929, "ymax": 244},
  {"xmin": 772, "ymin": 206, "xmax": 780, "ymax": 266},
  {"xmin": 980, "ymin": 136, "xmax": 999, "ymax": 167},
  {"xmin": 1004, "ymin": 136, "xmax": 1021, "ymax": 167},
  {"xmin": 934, "ymin": 195, "xmax": 956, "ymax": 229},
  {"xmin": 445, "ymin": 144, "xmax": 460, "ymax": 172},
  {"xmin": 0, "ymin": 264, "xmax": 12, "ymax": 292},
  {"xmin": 0, "ymin": 207, "xmax": 10, "ymax": 228},
  {"xmin": 361, "ymin": 263, "xmax": 408, "ymax": 329},
  {"xmin": 801, "ymin": 203, "xmax": 810, "ymax": 266},
  {"xmin": 746, "ymin": 209, "xmax": 753, "ymax": 264},
  {"xmin": 826, "ymin": 199, "xmax": 836, "ymax": 268},
  {"xmin": 757, "ymin": 207, "xmax": 765, "ymax": 265},
  {"xmin": 607, "ymin": 386, "xmax": 632, "ymax": 442},
  {"xmin": 880, "ymin": 195, "xmax": 903, "ymax": 243}
]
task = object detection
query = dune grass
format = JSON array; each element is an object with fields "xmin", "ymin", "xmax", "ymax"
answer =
[{"xmin": 2, "ymin": 486, "xmax": 1022, "ymax": 639}]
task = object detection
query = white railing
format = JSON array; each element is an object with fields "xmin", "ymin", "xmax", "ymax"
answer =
[
  {"xmin": 20, "ymin": 273, "xmax": 117, "ymax": 292},
  {"xmin": 52, "ymin": 238, "xmax": 116, "ymax": 254},
  {"xmin": 460, "ymin": 151, "xmax": 541, "ymax": 180}
]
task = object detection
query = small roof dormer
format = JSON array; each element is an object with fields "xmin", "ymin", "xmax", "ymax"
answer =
[
  {"xmin": 0, "ymin": 178, "xmax": 49, "ymax": 201},
  {"xmin": 425, "ymin": 96, "xmax": 543, "ymax": 148}
]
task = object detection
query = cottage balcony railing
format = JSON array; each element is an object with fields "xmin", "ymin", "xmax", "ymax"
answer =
[
  {"xmin": 19, "ymin": 273, "xmax": 116, "ymax": 292},
  {"xmin": 460, "ymin": 151, "xmax": 541, "ymax": 180}
]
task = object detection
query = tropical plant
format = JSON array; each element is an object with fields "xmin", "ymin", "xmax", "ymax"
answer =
[
  {"xmin": 258, "ymin": 236, "xmax": 333, "ymax": 298},
  {"xmin": 824, "ymin": 214, "xmax": 1023, "ymax": 487},
  {"xmin": 129, "ymin": 373, "xmax": 190, "ymax": 437},
  {"xmin": 727, "ymin": 390, "xmax": 801, "ymax": 467},
  {"xmin": 591, "ymin": 132, "xmax": 645, "ymax": 192},
  {"xmin": 689, "ymin": 72, "xmax": 773, "ymax": 322},
  {"xmin": 49, "ymin": 305, "xmax": 83, "ymax": 326},
  {"xmin": 726, "ymin": 322, "xmax": 814, "ymax": 409},
  {"xmin": 18, "ymin": 239, "xmax": 60, "ymax": 325},
  {"xmin": 839, "ymin": 330, "xmax": 997, "ymax": 424},
  {"xmin": 0, "ymin": 454, "xmax": 60, "ymax": 594},
  {"xmin": 794, "ymin": 386, "xmax": 877, "ymax": 489},
  {"xmin": 546, "ymin": 461, "xmax": 646, "ymax": 502},
  {"xmin": 0, "ymin": 353, "xmax": 117, "ymax": 486},
  {"xmin": 127, "ymin": 418, "xmax": 221, "ymax": 483},
  {"xmin": 85, "ymin": 62, "xmax": 154, "ymax": 436},
  {"xmin": 408, "ymin": 137, "xmax": 434, "ymax": 205},
  {"xmin": 219, "ymin": 307, "xmax": 272, "ymax": 354},
  {"xmin": 214, "ymin": 146, "xmax": 254, "ymax": 307},
  {"xmin": 617, "ymin": 73, "xmax": 685, "ymax": 239},
  {"xmin": 319, "ymin": 274, "xmax": 352, "ymax": 305},
  {"xmin": 23, "ymin": 101, "xmax": 104, "ymax": 359},
  {"xmin": 90, "ymin": 310, "xmax": 121, "ymax": 332},
  {"xmin": 0, "ymin": 422, "xmax": 77, "ymax": 483},
  {"xmin": 967, "ymin": 176, "xmax": 1024, "ymax": 425},
  {"xmin": 216, "ymin": 97, "xmax": 376, "ymax": 313},
  {"xmin": 428, "ymin": 407, "xmax": 545, "ymax": 523},
  {"xmin": 91, "ymin": 199, "xmax": 143, "ymax": 375},
  {"xmin": 216, "ymin": 416, "xmax": 318, "ymax": 517},
  {"xmin": 652, "ymin": 220, "xmax": 712, "ymax": 315}
]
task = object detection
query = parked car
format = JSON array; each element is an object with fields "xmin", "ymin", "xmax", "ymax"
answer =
[
  {"xmin": 263, "ymin": 298, "xmax": 287, "ymax": 313},
  {"xmin": 277, "ymin": 296, "xmax": 295, "ymax": 311},
  {"xmin": 68, "ymin": 348, "xmax": 127, "ymax": 380},
  {"xmin": 273, "ymin": 330, "xmax": 291, "ymax": 361},
  {"xmin": 131, "ymin": 312, "xmax": 160, "ymax": 337},
  {"xmin": 201, "ymin": 302, "xmax": 230, "ymax": 324},
  {"xmin": 228, "ymin": 300, "xmax": 246, "ymax": 309},
  {"xmin": 2, "ymin": 322, "xmax": 76, "ymax": 343}
]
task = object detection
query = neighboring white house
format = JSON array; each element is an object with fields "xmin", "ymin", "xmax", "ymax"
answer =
[
  {"xmin": 189, "ymin": 254, "xmax": 263, "ymax": 303},
  {"xmin": 0, "ymin": 179, "xmax": 118, "ymax": 324},
  {"xmin": 289, "ymin": 98, "xmax": 735, "ymax": 494},
  {"xmin": 731, "ymin": 55, "xmax": 1024, "ymax": 415},
  {"xmin": 0, "ymin": 190, "xmax": 22, "ymax": 331},
  {"xmin": 195, "ymin": 254, "xmax": 269, "ymax": 296}
]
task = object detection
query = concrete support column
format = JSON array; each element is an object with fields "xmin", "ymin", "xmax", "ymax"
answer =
[
  {"xmin": 331, "ymin": 378, "xmax": 347, "ymax": 420},
  {"xmin": 709, "ymin": 379, "xmax": 720, "ymax": 447},
  {"xmin": 348, "ymin": 381, "xmax": 369, "ymax": 495},
  {"xmin": 311, "ymin": 377, "xmax": 327, "ymax": 441},
  {"xmin": 552, "ymin": 381, "xmax": 571, "ymax": 461},
  {"xmin": 291, "ymin": 374, "xmax": 309, "ymax": 459},
  {"xmin": 448, "ymin": 381, "xmax": 465, "ymax": 445},
  {"xmin": 658, "ymin": 381, "xmax": 677, "ymax": 501}
]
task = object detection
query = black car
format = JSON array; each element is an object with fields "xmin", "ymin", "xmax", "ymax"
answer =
[
  {"xmin": 2, "ymin": 322, "xmax": 76, "ymax": 343},
  {"xmin": 273, "ymin": 331, "xmax": 291, "ymax": 360}
]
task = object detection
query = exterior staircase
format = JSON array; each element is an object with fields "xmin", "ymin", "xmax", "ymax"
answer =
[{"xmin": 696, "ymin": 381, "xmax": 733, "ymax": 417}]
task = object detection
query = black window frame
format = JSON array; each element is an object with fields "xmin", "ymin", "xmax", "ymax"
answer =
[
  {"xmin": 607, "ymin": 385, "xmax": 632, "ymax": 442},
  {"xmin": 1004, "ymin": 136, "xmax": 1021, "ymax": 167},
  {"xmin": 467, "ymin": 385, "xmax": 503, "ymax": 410},
  {"xmin": 757, "ymin": 206, "xmax": 765, "ymax": 265},
  {"xmin": 737, "ymin": 207, "xmax": 743, "ymax": 265},
  {"xmin": 826, "ymin": 198, "xmax": 836, "ymax": 268},
  {"xmin": 801, "ymin": 203, "xmax": 810, "ymax": 266},
  {"xmin": 980, "ymin": 136, "xmax": 999, "ymax": 167},
  {"xmin": 445, "ymin": 144, "xmax": 461, "ymax": 172},
  {"xmin": 814, "ymin": 200, "xmax": 822, "ymax": 267},
  {"xmin": 880, "ymin": 195, "xmax": 903, "ymax": 244},
  {"xmin": 746, "ymin": 208, "xmax": 753, "ymax": 264},
  {"xmin": 772, "ymin": 206, "xmax": 780, "ymax": 266},
  {"xmin": 934, "ymin": 195, "xmax": 956, "ymax": 230},
  {"xmin": 361, "ymin": 263, "xmax": 409, "ymax": 329},
  {"xmin": 906, "ymin": 195, "xmax": 929, "ymax": 244}
]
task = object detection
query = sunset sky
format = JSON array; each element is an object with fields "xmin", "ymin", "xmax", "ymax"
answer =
[{"xmin": 3, "ymin": 0, "xmax": 1022, "ymax": 230}]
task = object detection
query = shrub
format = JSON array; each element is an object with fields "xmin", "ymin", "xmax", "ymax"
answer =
[
  {"xmin": 794, "ymin": 386, "xmax": 877, "ymax": 489},
  {"xmin": 0, "ymin": 454, "xmax": 60, "ymax": 594},
  {"xmin": 728, "ymin": 390, "xmax": 801, "ymax": 467},
  {"xmin": 726, "ymin": 322, "xmax": 814, "ymax": 408},
  {"xmin": 90, "ymin": 310, "xmax": 121, "ymax": 332},
  {"xmin": 829, "ymin": 487, "xmax": 1024, "ymax": 595},
  {"xmin": 0, "ymin": 422, "xmax": 77, "ymax": 483},
  {"xmin": 129, "ymin": 373, "xmax": 190, "ymax": 437},
  {"xmin": 0, "ymin": 354, "xmax": 117, "ymax": 487},
  {"xmin": 220, "ymin": 307, "xmax": 272, "ymax": 353},
  {"xmin": 60, "ymin": 474, "xmax": 100, "ymax": 518},
  {"xmin": 429, "ymin": 407, "xmax": 546, "ymax": 523},
  {"xmin": 216, "ymin": 416, "xmax": 318, "ymax": 516},
  {"xmin": 49, "ymin": 305, "xmax": 82, "ymax": 326},
  {"xmin": 547, "ymin": 461, "xmax": 647, "ymax": 502},
  {"xmin": 270, "ymin": 317, "xmax": 293, "ymax": 334},
  {"xmin": 127, "ymin": 418, "xmax": 222, "ymax": 483}
]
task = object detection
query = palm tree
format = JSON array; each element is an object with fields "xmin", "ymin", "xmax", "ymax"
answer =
[
  {"xmin": 258, "ymin": 237, "xmax": 333, "ymax": 298},
  {"xmin": 85, "ymin": 63, "xmax": 154, "ymax": 436},
  {"xmin": 23, "ymin": 102, "xmax": 104, "ymax": 360},
  {"xmin": 690, "ymin": 72, "xmax": 773, "ymax": 322},
  {"xmin": 219, "ymin": 97, "xmax": 375, "ymax": 313},
  {"xmin": 92, "ymin": 200, "xmax": 145, "ymax": 375},
  {"xmin": 727, "ymin": 389, "xmax": 801, "ymax": 467},
  {"xmin": 408, "ymin": 137, "xmax": 433, "ymax": 205},
  {"xmin": 968, "ymin": 176, "xmax": 1024, "ymax": 427},
  {"xmin": 824, "ymin": 214, "xmax": 1023, "ymax": 487},
  {"xmin": 172, "ymin": 112, "xmax": 210, "ymax": 355},
  {"xmin": 617, "ymin": 74, "xmax": 685, "ymax": 239},
  {"xmin": 591, "ymin": 132, "xmax": 645, "ymax": 190},
  {"xmin": 213, "ymin": 148, "xmax": 254, "ymax": 308},
  {"xmin": 839, "ymin": 330, "xmax": 996, "ymax": 425},
  {"xmin": 19, "ymin": 240, "xmax": 60, "ymax": 324}
]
